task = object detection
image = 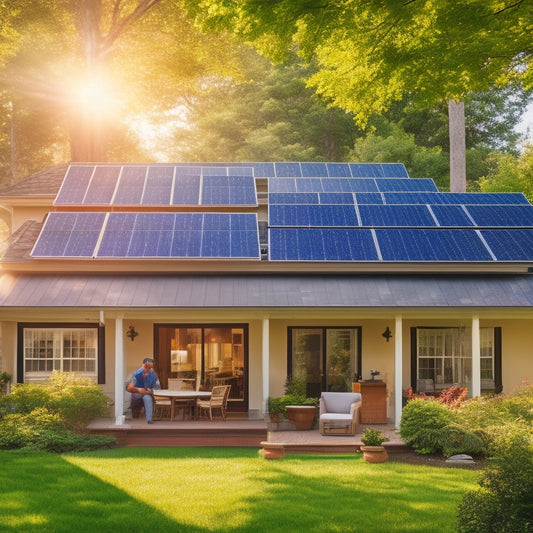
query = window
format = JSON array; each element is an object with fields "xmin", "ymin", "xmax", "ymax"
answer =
[
  {"xmin": 413, "ymin": 327, "xmax": 501, "ymax": 393},
  {"xmin": 19, "ymin": 324, "xmax": 103, "ymax": 383},
  {"xmin": 288, "ymin": 327, "xmax": 361, "ymax": 396}
]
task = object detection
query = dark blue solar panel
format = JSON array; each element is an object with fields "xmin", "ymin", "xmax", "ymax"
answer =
[
  {"xmin": 466, "ymin": 205, "xmax": 533, "ymax": 227},
  {"xmin": 383, "ymin": 192, "xmax": 443, "ymax": 204},
  {"xmin": 430, "ymin": 205, "xmax": 474, "ymax": 227},
  {"xmin": 268, "ymin": 228, "xmax": 378, "ymax": 260},
  {"xmin": 358, "ymin": 205, "xmax": 436, "ymax": 227},
  {"xmin": 269, "ymin": 205, "xmax": 358, "ymax": 227},
  {"xmin": 83, "ymin": 166, "xmax": 121, "ymax": 204},
  {"xmin": 347, "ymin": 179, "xmax": 380, "ymax": 193},
  {"xmin": 326, "ymin": 163, "xmax": 351, "ymax": 177},
  {"xmin": 376, "ymin": 229, "xmax": 494, "ymax": 261},
  {"xmin": 480, "ymin": 229, "xmax": 533, "ymax": 260},
  {"xmin": 54, "ymin": 165, "xmax": 94, "ymax": 205},
  {"xmin": 319, "ymin": 193, "xmax": 355, "ymax": 204},
  {"xmin": 96, "ymin": 212, "xmax": 259, "ymax": 258},
  {"xmin": 350, "ymin": 164, "xmax": 384, "ymax": 177},
  {"xmin": 201, "ymin": 175, "xmax": 256, "ymax": 205},
  {"xmin": 296, "ymin": 179, "xmax": 324, "ymax": 192},
  {"xmin": 377, "ymin": 179, "xmax": 438, "ymax": 192},
  {"xmin": 301, "ymin": 162, "xmax": 327, "ymax": 177},
  {"xmin": 440, "ymin": 193, "xmax": 530, "ymax": 205},
  {"xmin": 354, "ymin": 193, "xmax": 384, "ymax": 204},
  {"xmin": 227, "ymin": 167, "xmax": 254, "ymax": 176},
  {"xmin": 250, "ymin": 162, "xmax": 275, "ymax": 177},
  {"xmin": 31, "ymin": 213, "xmax": 106, "ymax": 257},
  {"xmin": 141, "ymin": 166, "xmax": 173, "ymax": 205},
  {"xmin": 202, "ymin": 167, "xmax": 229, "ymax": 176},
  {"xmin": 381, "ymin": 164, "xmax": 409, "ymax": 177},
  {"xmin": 275, "ymin": 163, "xmax": 302, "ymax": 177},
  {"xmin": 268, "ymin": 179, "xmax": 296, "ymax": 193},
  {"xmin": 321, "ymin": 179, "xmax": 354, "ymax": 192},
  {"xmin": 114, "ymin": 166, "xmax": 147, "ymax": 204},
  {"xmin": 269, "ymin": 193, "xmax": 319, "ymax": 204},
  {"xmin": 172, "ymin": 174, "xmax": 201, "ymax": 205},
  {"xmin": 174, "ymin": 166, "xmax": 201, "ymax": 177}
]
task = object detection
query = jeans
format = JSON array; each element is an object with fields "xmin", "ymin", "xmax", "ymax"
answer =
[{"xmin": 131, "ymin": 393, "xmax": 154, "ymax": 422}]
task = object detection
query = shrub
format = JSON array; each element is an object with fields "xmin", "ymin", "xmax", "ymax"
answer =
[
  {"xmin": 457, "ymin": 428, "xmax": 533, "ymax": 533},
  {"xmin": 436, "ymin": 385, "xmax": 468, "ymax": 408},
  {"xmin": 441, "ymin": 423, "xmax": 486, "ymax": 458},
  {"xmin": 400, "ymin": 398, "xmax": 455, "ymax": 454},
  {"xmin": 361, "ymin": 428, "xmax": 388, "ymax": 446}
]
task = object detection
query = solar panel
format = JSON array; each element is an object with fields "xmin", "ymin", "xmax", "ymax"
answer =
[
  {"xmin": 201, "ymin": 175, "xmax": 257, "ymax": 205},
  {"xmin": 268, "ymin": 228, "xmax": 379, "ymax": 260},
  {"xmin": 350, "ymin": 163, "xmax": 384, "ymax": 177},
  {"xmin": 82, "ymin": 166, "xmax": 121, "ymax": 204},
  {"xmin": 326, "ymin": 163, "xmax": 351, "ymax": 177},
  {"xmin": 269, "ymin": 205, "xmax": 358, "ymax": 227},
  {"xmin": 429, "ymin": 205, "xmax": 475, "ymax": 227},
  {"xmin": 354, "ymin": 193, "xmax": 384, "ymax": 204},
  {"xmin": 274, "ymin": 163, "xmax": 302, "ymax": 177},
  {"xmin": 114, "ymin": 166, "xmax": 147, "ymax": 204},
  {"xmin": 301, "ymin": 162, "xmax": 328, "ymax": 177},
  {"xmin": 141, "ymin": 166, "xmax": 174, "ymax": 205},
  {"xmin": 375, "ymin": 229, "xmax": 494, "ymax": 261},
  {"xmin": 269, "ymin": 193, "xmax": 319, "ymax": 204},
  {"xmin": 358, "ymin": 205, "xmax": 436, "ymax": 227},
  {"xmin": 376, "ymin": 179, "xmax": 438, "ymax": 192},
  {"xmin": 31, "ymin": 212, "xmax": 260, "ymax": 259},
  {"xmin": 54, "ymin": 165, "xmax": 94, "ymax": 205},
  {"xmin": 465, "ymin": 205, "xmax": 533, "ymax": 227},
  {"xmin": 439, "ymin": 192, "xmax": 530, "ymax": 205},
  {"xmin": 31, "ymin": 213, "xmax": 106, "ymax": 257},
  {"xmin": 480, "ymin": 229, "xmax": 533, "ymax": 260}
]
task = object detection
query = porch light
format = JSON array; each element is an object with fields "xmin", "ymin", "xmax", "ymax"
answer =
[
  {"xmin": 382, "ymin": 326, "xmax": 392, "ymax": 342},
  {"xmin": 126, "ymin": 325, "xmax": 139, "ymax": 341}
]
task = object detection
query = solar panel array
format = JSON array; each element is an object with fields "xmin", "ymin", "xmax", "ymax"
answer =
[
  {"xmin": 266, "ymin": 173, "xmax": 533, "ymax": 262},
  {"xmin": 55, "ymin": 165, "xmax": 258, "ymax": 206},
  {"xmin": 30, "ymin": 162, "xmax": 533, "ymax": 264},
  {"xmin": 32, "ymin": 212, "xmax": 260, "ymax": 259}
]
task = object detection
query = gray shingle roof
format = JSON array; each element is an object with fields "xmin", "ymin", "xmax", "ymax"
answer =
[
  {"xmin": 0, "ymin": 273, "xmax": 532, "ymax": 308},
  {"xmin": 0, "ymin": 165, "xmax": 67, "ymax": 197}
]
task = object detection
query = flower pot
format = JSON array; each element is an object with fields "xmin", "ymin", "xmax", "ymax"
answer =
[
  {"xmin": 285, "ymin": 405, "xmax": 316, "ymax": 430},
  {"xmin": 261, "ymin": 442, "xmax": 285, "ymax": 459},
  {"xmin": 361, "ymin": 445, "xmax": 388, "ymax": 463}
]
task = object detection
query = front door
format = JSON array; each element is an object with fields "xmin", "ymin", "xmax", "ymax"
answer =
[
  {"xmin": 155, "ymin": 323, "xmax": 248, "ymax": 411},
  {"xmin": 288, "ymin": 327, "xmax": 361, "ymax": 397}
]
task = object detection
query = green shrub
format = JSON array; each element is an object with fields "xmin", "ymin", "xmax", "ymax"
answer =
[
  {"xmin": 24, "ymin": 430, "xmax": 116, "ymax": 453},
  {"xmin": 441, "ymin": 423, "xmax": 486, "ymax": 458},
  {"xmin": 1, "ymin": 383, "xmax": 52, "ymax": 415},
  {"xmin": 457, "ymin": 428, "xmax": 533, "ymax": 533},
  {"xmin": 268, "ymin": 394, "xmax": 318, "ymax": 419},
  {"xmin": 400, "ymin": 398, "xmax": 455, "ymax": 454}
]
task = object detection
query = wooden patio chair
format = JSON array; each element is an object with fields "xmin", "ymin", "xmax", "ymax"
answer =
[
  {"xmin": 153, "ymin": 395, "xmax": 172, "ymax": 421},
  {"xmin": 167, "ymin": 378, "xmax": 195, "ymax": 420},
  {"xmin": 197, "ymin": 385, "xmax": 231, "ymax": 421}
]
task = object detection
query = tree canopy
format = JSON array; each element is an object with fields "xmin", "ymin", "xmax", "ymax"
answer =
[{"xmin": 187, "ymin": 0, "xmax": 533, "ymax": 126}]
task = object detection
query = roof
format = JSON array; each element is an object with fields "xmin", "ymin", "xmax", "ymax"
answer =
[
  {"xmin": 1, "ymin": 273, "xmax": 533, "ymax": 309},
  {"xmin": 0, "ymin": 165, "xmax": 68, "ymax": 197}
]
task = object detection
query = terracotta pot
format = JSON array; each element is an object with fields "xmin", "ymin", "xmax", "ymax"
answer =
[
  {"xmin": 361, "ymin": 445, "xmax": 388, "ymax": 463},
  {"xmin": 285, "ymin": 405, "xmax": 317, "ymax": 430},
  {"xmin": 262, "ymin": 443, "xmax": 285, "ymax": 459}
]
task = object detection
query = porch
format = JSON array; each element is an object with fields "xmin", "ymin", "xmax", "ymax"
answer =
[{"xmin": 87, "ymin": 415, "xmax": 409, "ymax": 453}]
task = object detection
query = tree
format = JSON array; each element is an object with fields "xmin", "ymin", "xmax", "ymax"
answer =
[
  {"xmin": 0, "ymin": 0, "xmax": 243, "ymax": 171},
  {"xmin": 187, "ymin": 0, "xmax": 533, "ymax": 188}
]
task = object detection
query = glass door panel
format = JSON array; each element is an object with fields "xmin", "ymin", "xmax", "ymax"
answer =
[{"xmin": 326, "ymin": 329, "xmax": 358, "ymax": 392}]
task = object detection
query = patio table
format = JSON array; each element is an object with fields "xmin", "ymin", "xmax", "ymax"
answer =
[{"xmin": 155, "ymin": 389, "xmax": 212, "ymax": 420}]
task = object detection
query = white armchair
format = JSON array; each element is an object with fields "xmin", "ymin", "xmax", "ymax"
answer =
[{"xmin": 319, "ymin": 392, "xmax": 362, "ymax": 435}]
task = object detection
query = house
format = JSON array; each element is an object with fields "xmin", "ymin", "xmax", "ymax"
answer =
[{"xmin": 0, "ymin": 161, "xmax": 532, "ymax": 427}]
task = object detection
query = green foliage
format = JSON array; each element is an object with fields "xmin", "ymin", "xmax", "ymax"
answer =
[
  {"xmin": 457, "ymin": 428, "xmax": 533, "ymax": 533},
  {"xmin": 0, "ymin": 371, "xmax": 11, "ymax": 383},
  {"xmin": 361, "ymin": 428, "xmax": 388, "ymax": 446},
  {"xmin": 441, "ymin": 423, "xmax": 486, "ymax": 458},
  {"xmin": 400, "ymin": 398, "xmax": 455, "ymax": 454},
  {"xmin": 0, "ymin": 372, "xmax": 114, "ymax": 452}
]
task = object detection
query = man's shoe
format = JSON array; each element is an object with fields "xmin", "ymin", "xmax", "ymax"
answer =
[{"xmin": 147, "ymin": 420, "xmax": 153, "ymax": 424}]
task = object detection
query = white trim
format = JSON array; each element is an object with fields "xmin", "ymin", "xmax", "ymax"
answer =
[
  {"xmin": 471, "ymin": 315, "xmax": 481, "ymax": 397},
  {"xmin": 394, "ymin": 315, "xmax": 403, "ymax": 429},
  {"xmin": 115, "ymin": 315, "xmax": 125, "ymax": 425},
  {"xmin": 262, "ymin": 317, "xmax": 270, "ymax": 417}
]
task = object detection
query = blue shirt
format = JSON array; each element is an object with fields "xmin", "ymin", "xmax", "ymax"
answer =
[{"xmin": 131, "ymin": 367, "xmax": 160, "ymax": 391}]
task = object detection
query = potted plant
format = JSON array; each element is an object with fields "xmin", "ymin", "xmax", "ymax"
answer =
[{"xmin": 360, "ymin": 427, "xmax": 389, "ymax": 463}]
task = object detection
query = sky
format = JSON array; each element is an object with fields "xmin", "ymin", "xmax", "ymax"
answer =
[{"xmin": 517, "ymin": 102, "xmax": 533, "ymax": 142}]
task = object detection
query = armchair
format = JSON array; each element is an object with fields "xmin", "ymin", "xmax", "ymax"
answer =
[{"xmin": 319, "ymin": 392, "xmax": 362, "ymax": 435}]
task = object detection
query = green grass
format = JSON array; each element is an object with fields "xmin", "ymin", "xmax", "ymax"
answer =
[{"xmin": 0, "ymin": 447, "xmax": 478, "ymax": 533}]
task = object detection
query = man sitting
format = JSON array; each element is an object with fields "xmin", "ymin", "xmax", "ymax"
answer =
[{"xmin": 126, "ymin": 357, "xmax": 160, "ymax": 424}]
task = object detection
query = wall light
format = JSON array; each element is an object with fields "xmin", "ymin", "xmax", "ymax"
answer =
[
  {"xmin": 126, "ymin": 325, "xmax": 139, "ymax": 342},
  {"xmin": 382, "ymin": 326, "xmax": 392, "ymax": 342}
]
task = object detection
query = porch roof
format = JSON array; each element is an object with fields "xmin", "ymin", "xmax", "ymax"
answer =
[{"xmin": 1, "ymin": 272, "xmax": 533, "ymax": 308}]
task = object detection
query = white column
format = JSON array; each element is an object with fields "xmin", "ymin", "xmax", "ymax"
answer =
[
  {"xmin": 262, "ymin": 317, "xmax": 270, "ymax": 417},
  {"xmin": 471, "ymin": 315, "xmax": 481, "ymax": 397},
  {"xmin": 115, "ymin": 315, "xmax": 125, "ymax": 425},
  {"xmin": 394, "ymin": 315, "xmax": 403, "ymax": 429}
]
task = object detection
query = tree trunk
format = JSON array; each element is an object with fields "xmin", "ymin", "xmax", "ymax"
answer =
[{"xmin": 448, "ymin": 99, "xmax": 466, "ymax": 192}]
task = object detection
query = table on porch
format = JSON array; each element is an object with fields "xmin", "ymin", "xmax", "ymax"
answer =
[{"xmin": 155, "ymin": 389, "xmax": 212, "ymax": 420}]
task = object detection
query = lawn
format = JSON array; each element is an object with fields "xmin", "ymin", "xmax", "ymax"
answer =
[{"xmin": 0, "ymin": 447, "xmax": 478, "ymax": 533}]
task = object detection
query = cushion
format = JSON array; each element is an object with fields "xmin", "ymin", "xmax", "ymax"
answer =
[
  {"xmin": 320, "ymin": 413, "xmax": 353, "ymax": 421},
  {"xmin": 322, "ymin": 392, "xmax": 362, "ymax": 413}
]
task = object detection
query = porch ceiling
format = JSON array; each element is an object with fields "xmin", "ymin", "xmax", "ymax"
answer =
[{"xmin": 1, "ymin": 272, "xmax": 533, "ymax": 309}]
